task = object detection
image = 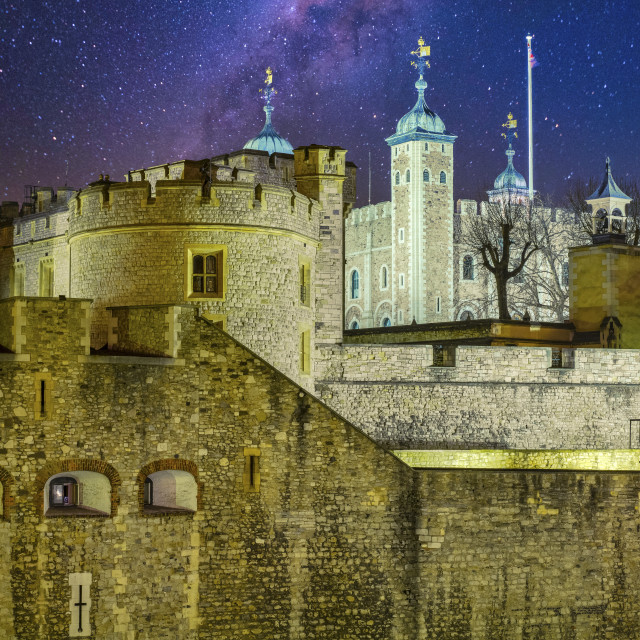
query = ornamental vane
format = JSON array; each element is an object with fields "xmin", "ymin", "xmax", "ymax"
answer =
[
  {"xmin": 410, "ymin": 36, "xmax": 430, "ymax": 70},
  {"xmin": 501, "ymin": 112, "xmax": 518, "ymax": 147},
  {"xmin": 258, "ymin": 67, "xmax": 277, "ymax": 107}
]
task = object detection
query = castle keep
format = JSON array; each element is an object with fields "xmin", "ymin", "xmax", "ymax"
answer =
[{"xmin": 2, "ymin": 63, "xmax": 640, "ymax": 639}]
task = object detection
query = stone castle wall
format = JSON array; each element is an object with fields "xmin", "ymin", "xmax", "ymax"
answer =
[
  {"xmin": 0, "ymin": 299, "xmax": 420, "ymax": 639},
  {"xmin": 315, "ymin": 343, "xmax": 640, "ymax": 449}
]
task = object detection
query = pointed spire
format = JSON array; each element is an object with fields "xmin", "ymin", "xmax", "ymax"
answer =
[{"xmin": 587, "ymin": 157, "xmax": 630, "ymax": 201}]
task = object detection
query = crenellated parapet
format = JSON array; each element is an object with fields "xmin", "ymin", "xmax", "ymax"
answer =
[{"xmin": 68, "ymin": 178, "xmax": 320, "ymax": 241}]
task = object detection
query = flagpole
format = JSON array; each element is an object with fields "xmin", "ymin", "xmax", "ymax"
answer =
[{"xmin": 526, "ymin": 34, "xmax": 534, "ymax": 202}]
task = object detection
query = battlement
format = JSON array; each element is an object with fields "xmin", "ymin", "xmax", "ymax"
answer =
[
  {"xmin": 67, "ymin": 178, "xmax": 321, "ymax": 241},
  {"xmin": 348, "ymin": 201, "xmax": 392, "ymax": 225}
]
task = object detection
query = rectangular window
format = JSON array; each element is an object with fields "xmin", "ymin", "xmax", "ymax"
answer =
[
  {"xmin": 436, "ymin": 296, "xmax": 441, "ymax": 314},
  {"xmin": 398, "ymin": 228, "xmax": 405, "ymax": 243},
  {"xmin": 399, "ymin": 274, "xmax": 405, "ymax": 289},
  {"xmin": 45, "ymin": 217, "xmax": 50, "ymax": 229},
  {"xmin": 299, "ymin": 256, "xmax": 311, "ymax": 306},
  {"xmin": 398, "ymin": 309, "xmax": 404, "ymax": 323},
  {"xmin": 185, "ymin": 245, "xmax": 226, "ymax": 300},
  {"xmin": 243, "ymin": 447, "xmax": 261, "ymax": 492},
  {"xmin": 39, "ymin": 258, "xmax": 54, "ymax": 297},
  {"xmin": 299, "ymin": 327, "xmax": 311, "ymax": 374},
  {"xmin": 35, "ymin": 372, "xmax": 52, "ymax": 419}
]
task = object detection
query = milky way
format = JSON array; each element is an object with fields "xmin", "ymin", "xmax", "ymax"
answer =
[{"xmin": 1, "ymin": 0, "xmax": 639, "ymax": 207}]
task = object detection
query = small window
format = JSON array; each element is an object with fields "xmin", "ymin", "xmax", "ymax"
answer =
[
  {"xmin": 382, "ymin": 317, "xmax": 391, "ymax": 327},
  {"xmin": 395, "ymin": 172, "xmax": 400, "ymax": 185},
  {"xmin": 440, "ymin": 171, "xmax": 446, "ymax": 184},
  {"xmin": 398, "ymin": 228, "xmax": 405, "ymax": 243},
  {"xmin": 424, "ymin": 142, "xmax": 429, "ymax": 151},
  {"xmin": 436, "ymin": 296, "xmax": 441, "ymax": 313},
  {"xmin": 406, "ymin": 144, "xmax": 409, "ymax": 151},
  {"xmin": 299, "ymin": 257, "xmax": 311, "ymax": 306},
  {"xmin": 406, "ymin": 169, "xmax": 410, "ymax": 183},
  {"xmin": 351, "ymin": 270, "xmax": 360, "ymax": 299},
  {"xmin": 350, "ymin": 320, "xmax": 359, "ymax": 330},
  {"xmin": 380, "ymin": 265, "xmax": 388, "ymax": 290},
  {"xmin": 300, "ymin": 328, "xmax": 311, "ymax": 374},
  {"xmin": 398, "ymin": 310, "xmax": 404, "ymax": 323},
  {"xmin": 441, "ymin": 144, "xmax": 445, "ymax": 152},
  {"xmin": 462, "ymin": 255, "xmax": 474, "ymax": 280},
  {"xmin": 395, "ymin": 148, "xmax": 398, "ymax": 157},
  {"xmin": 244, "ymin": 448, "xmax": 261, "ymax": 493},
  {"xmin": 399, "ymin": 274, "xmax": 405, "ymax": 288},
  {"xmin": 15, "ymin": 224, "xmax": 21, "ymax": 237},
  {"xmin": 35, "ymin": 373, "xmax": 52, "ymax": 419},
  {"xmin": 45, "ymin": 216, "xmax": 50, "ymax": 229},
  {"xmin": 423, "ymin": 170, "xmax": 429, "ymax": 183}
]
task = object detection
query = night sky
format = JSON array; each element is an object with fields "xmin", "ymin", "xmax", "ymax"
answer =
[{"xmin": 1, "ymin": 0, "xmax": 639, "ymax": 208}]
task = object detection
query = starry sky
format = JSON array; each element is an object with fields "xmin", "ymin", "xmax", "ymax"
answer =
[{"xmin": 1, "ymin": 0, "xmax": 639, "ymax": 207}]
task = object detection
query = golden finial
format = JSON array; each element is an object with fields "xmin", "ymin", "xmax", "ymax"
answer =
[
  {"xmin": 265, "ymin": 67, "xmax": 273, "ymax": 86},
  {"xmin": 259, "ymin": 67, "xmax": 277, "ymax": 98}
]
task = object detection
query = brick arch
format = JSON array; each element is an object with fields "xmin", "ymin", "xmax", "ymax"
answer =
[
  {"xmin": 0, "ymin": 467, "xmax": 14, "ymax": 521},
  {"xmin": 35, "ymin": 459, "xmax": 121, "ymax": 517},
  {"xmin": 137, "ymin": 459, "xmax": 202, "ymax": 515}
]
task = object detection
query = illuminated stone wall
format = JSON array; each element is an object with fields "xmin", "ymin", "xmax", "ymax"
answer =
[
  {"xmin": 0, "ymin": 299, "xmax": 419, "ymax": 639},
  {"xmin": 413, "ymin": 468, "xmax": 640, "ymax": 638},
  {"xmin": 315, "ymin": 343, "xmax": 640, "ymax": 449}
]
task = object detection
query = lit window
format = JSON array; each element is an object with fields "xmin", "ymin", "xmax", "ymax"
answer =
[
  {"xmin": 462, "ymin": 255, "xmax": 474, "ymax": 280},
  {"xmin": 351, "ymin": 270, "xmax": 360, "ymax": 299},
  {"xmin": 185, "ymin": 246, "xmax": 226, "ymax": 300},
  {"xmin": 423, "ymin": 170, "xmax": 429, "ymax": 183},
  {"xmin": 440, "ymin": 171, "xmax": 446, "ymax": 184}
]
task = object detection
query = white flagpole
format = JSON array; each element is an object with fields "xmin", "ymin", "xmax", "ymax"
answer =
[
  {"xmin": 368, "ymin": 151, "xmax": 371, "ymax": 205},
  {"xmin": 526, "ymin": 34, "xmax": 534, "ymax": 202}
]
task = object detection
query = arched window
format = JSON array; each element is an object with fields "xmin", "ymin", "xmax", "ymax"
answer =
[
  {"xmin": 380, "ymin": 266, "xmax": 388, "ymax": 290},
  {"xmin": 460, "ymin": 310, "xmax": 474, "ymax": 321},
  {"xmin": 143, "ymin": 470, "xmax": 197, "ymax": 514},
  {"xmin": 350, "ymin": 320, "xmax": 359, "ymax": 330},
  {"xmin": 423, "ymin": 170, "xmax": 429, "ymax": 183},
  {"xmin": 382, "ymin": 317, "xmax": 391, "ymax": 327},
  {"xmin": 45, "ymin": 472, "xmax": 111, "ymax": 517},
  {"xmin": 424, "ymin": 142, "xmax": 429, "ymax": 151},
  {"xmin": 406, "ymin": 169, "xmax": 411, "ymax": 183},
  {"xmin": 462, "ymin": 255, "xmax": 474, "ymax": 280},
  {"xmin": 395, "ymin": 172, "xmax": 400, "ymax": 185},
  {"xmin": 440, "ymin": 171, "xmax": 446, "ymax": 184},
  {"xmin": 351, "ymin": 270, "xmax": 360, "ymax": 299}
]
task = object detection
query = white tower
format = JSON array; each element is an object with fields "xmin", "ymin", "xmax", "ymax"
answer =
[{"xmin": 385, "ymin": 37, "xmax": 457, "ymax": 324}]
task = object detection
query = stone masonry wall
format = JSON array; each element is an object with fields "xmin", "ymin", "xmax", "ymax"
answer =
[
  {"xmin": 315, "ymin": 343, "xmax": 640, "ymax": 449},
  {"xmin": 0, "ymin": 300, "xmax": 420, "ymax": 639},
  {"xmin": 415, "ymin": 469, "xmax": 640, "ymax": 638}
]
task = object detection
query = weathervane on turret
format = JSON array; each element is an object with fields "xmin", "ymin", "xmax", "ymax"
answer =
[
  {"xmin": 409, "ymin": 36, "xmax": 430, "ymax": 102},
  {"xmin": 501, "ymin": 112, "xmax": 518, "ymax": 148},
  {"xmin": 259, "ymin": 67, "xmax": 277, "ymax": 108}
]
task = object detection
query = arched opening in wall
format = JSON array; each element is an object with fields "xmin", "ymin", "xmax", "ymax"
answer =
[
  {"xmin": 381, "ymin": 317, "xmax": 391, "ymax": 327},
  {"xmin": 143, "ymin": 470, "xmax": 197, "ymax": 514},
  {"xmin": 44, "ymin": 472, "xmax": 111, "ymax": 517},
  {"xmin": 350, "ymin": 320, "xmax": 360, "ymax": 330},
  {"xmin": 351, "ymin": 270, "xmax": 360, "ymax": 299},
  {"xmin": 440, "ymin": 171, "xmax": 447, "ymax": 184},
  {"xmin": 423, "ymin": 169, "xmax": 429, "ymax": 183},
  {"xmin": 459, "ymin": 310, "xmax": 474, "ymax": 321},
  {"xmin": 595, "ymin": 208, "xmax": 608, "ymax": 234},
  {"xmin": 462, "ymin": 255, "xmax": 474, "ymax": 280},
  {"xmin": 380, "ymin": 265, "xmax": 388, "ymax": 290}
]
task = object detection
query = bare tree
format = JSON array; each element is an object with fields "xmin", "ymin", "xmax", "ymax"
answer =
[
  {"xmin": 462, "ymin": 197, "xmax": 541, "ymax": 320},
  {"xmin": 510, "ymin": 208, "xmax": 579, "ymax": 321}
]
